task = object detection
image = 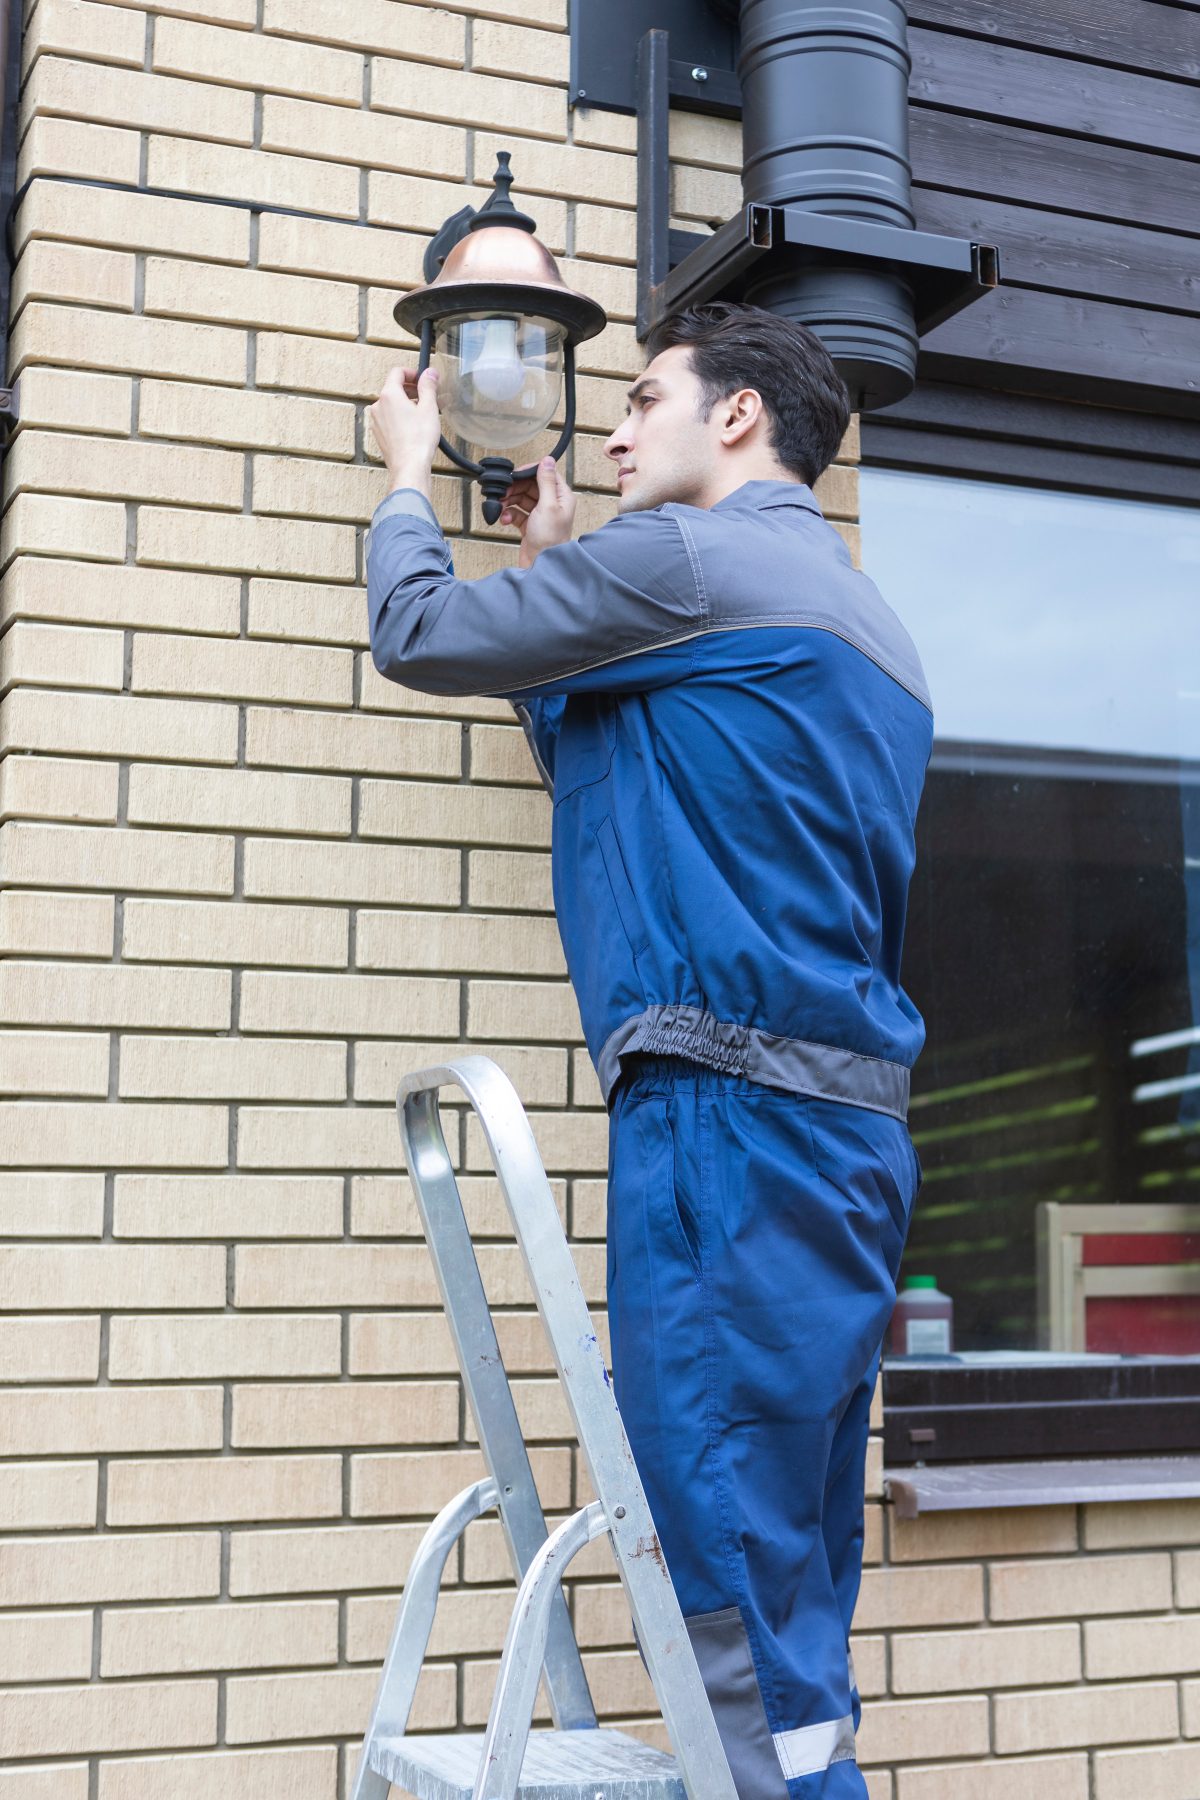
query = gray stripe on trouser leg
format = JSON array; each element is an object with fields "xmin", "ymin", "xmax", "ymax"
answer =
[
  {"xmin": 685, "ymin": 1607, "xmax": 789, "ymax": 1800},
  {"xmin": 774, "ymin": 1715, "xmax": 857, "ymax": 1780}
]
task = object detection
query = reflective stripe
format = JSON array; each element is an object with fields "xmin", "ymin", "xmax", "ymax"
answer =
[
  {"xmin": 847, "ymin": 1645, "xmax": 859, "ymax": 1698},
  {"xmin": 599, "ymin": 1003, "xmax": 911, "ymax": 1121},
  {"xmin": 511, "ymin": 700, "xmax": 554, "ymax": 799},
  {"xmin": 774, "ymin": 1713, "xmax": 857, "ymax": 1780}
]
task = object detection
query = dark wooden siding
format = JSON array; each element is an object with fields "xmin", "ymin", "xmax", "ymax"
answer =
[{"xmin": 899, "ymin": 1, "xmax": 1200, "ymax": 420}]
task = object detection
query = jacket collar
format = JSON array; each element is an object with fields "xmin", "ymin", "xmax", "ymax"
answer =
[{"xmin": 711, "ymin": 478, "xmax": 823, "ymax": 517}]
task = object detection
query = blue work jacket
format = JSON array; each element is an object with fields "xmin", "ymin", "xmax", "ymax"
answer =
[{"xmin": 366, "ymin": 478, "xmax": 933, "ymax": 1120}]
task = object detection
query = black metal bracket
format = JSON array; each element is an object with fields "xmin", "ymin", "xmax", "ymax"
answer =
[
  {"xmin": 635, "ymin": 26, "xmax": 999, "ymax": 358},
  {"xmin": 0, "ymin": 379, "xmax": 17, "ymax": 434},
  {"xmin": 570, "ymin": 0, "xmax": 738, "ymax": 115}
]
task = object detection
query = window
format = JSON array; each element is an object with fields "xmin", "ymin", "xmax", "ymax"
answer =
[{"xmin": 859, "ymin": 467, "xmax": 1200, "ymax": 1373}]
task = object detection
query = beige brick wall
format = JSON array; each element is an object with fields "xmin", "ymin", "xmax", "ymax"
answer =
[{"xmin": 1, "ymin": 2, "xmax": 1189, "ymax": 1796}]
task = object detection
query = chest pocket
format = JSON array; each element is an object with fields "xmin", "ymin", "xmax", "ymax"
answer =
[{"xmin": 552, "ymin": 695, "xmax": 617, "ymax": 801}]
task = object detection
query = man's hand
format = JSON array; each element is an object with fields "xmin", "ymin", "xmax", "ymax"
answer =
[
  {"xmin": 501, "ymin": 456, "xmax": 577, "ymax": 568},
  {"xmin": 367, "ymin": 365, "xmax": 441, "ymax": 495}
]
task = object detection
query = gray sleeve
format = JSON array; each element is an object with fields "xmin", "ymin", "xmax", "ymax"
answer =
[
  {"xmin": 366, "ymin": 496, "xmax": 703, "ymax": 699},
  {"xmin": 364, "ymin": 487, "xmax": 446, "ymax": 572}
]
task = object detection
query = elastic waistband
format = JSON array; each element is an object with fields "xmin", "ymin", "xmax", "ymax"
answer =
[{"xmin": 616, "ymin": 1052, "xmax": 781, "ymax": 1100}]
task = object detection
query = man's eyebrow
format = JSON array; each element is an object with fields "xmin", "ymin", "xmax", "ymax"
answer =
[{"xmin": 624, "ymin": 378, "xmax": 662, "ymax": 413}]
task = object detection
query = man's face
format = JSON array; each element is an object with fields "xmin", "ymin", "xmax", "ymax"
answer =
[{"xmin": 602, "ymin": 345, "xmax": 722, "ymax": 514}]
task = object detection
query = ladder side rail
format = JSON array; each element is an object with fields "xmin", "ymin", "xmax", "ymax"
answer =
[
  {"xmin": 472, "ymin": 1503, "xmax": 608, "ymax": 1800},
  {"xmin": 400, "ymin": 1077, "xmax": 596, "ymax": 1732},
  {"xmin": 351, "ymin": 1478, "xmax": 499, "ymax": 1800},
  {"xmin": 400, "ymin": 1058, "xmax": 739, "ymax": 1800}
]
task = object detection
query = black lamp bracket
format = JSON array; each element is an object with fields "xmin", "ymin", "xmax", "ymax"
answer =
[
  {"xmin": 416, "ymin": 318, "xmax": 578, "ymax": 525},
  {"xmin": 635, "ymin": 27, "xmax": 998, "ymax": 345}
]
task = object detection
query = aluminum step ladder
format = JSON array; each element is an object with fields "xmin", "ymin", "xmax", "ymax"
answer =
[{"xmin": 350, "ymin": 1054, "xmax": 738, "ymax": 1800}]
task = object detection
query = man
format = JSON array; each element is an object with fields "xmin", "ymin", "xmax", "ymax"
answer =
[{"xmin": 365, "ymin": 301, "xmax": 931, "ymax": 1799}]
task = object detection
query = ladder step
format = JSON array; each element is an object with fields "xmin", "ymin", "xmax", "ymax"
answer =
[{"xmin": 370, "ymin": 1725, "xmax": 686, "ymax": 1799}]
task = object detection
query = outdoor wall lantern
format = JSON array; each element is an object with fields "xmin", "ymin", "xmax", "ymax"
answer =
[{"xmin": 393, "ymin": 152, "xmax": 607, "ymax": 524}]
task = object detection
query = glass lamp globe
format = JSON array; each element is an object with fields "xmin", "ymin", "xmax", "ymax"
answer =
[{"xmin": 433, "ymin": 311, "xmax": 566, "ymax": 453}]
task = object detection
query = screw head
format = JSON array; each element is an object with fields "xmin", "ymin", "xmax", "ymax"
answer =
[
  {"xmin": 614, "ymin": 1505, "xmax": 626, "ymax": 1520},
  {"xmin": 691, "ymin": 65, "xmax": 709, "ymax": 81}
]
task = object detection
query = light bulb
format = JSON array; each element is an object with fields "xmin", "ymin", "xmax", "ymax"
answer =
[{"xmin": 460, "ymin": 317, "xmax": 525, "ymax": 404}]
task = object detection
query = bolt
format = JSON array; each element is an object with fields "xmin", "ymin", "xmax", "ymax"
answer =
[
  {"xmin": 691, "ymin": 65, "xmax": 709, "ymax": 81},
  {"xmin": 614, "ymin": 1505, "xmax": 626, "ymax": 1520},
  {"xmin": 577, "ymin": 87, "xmax": 587, "ymax": 99}
]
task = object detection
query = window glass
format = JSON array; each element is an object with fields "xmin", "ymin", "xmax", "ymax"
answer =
[{"xmin": 860, "ymin": 468, "xmax": 1200, "ymax": 1355}]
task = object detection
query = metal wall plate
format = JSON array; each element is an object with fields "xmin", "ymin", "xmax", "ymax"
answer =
[{"xmin": 570, "ymin": 0, "xmax": 738, "ymax": 114}]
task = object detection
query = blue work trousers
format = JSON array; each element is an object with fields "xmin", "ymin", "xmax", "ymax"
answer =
[{"xmin": 606, "ymin": 1055, "xmax": 919, "ymax": 1799}]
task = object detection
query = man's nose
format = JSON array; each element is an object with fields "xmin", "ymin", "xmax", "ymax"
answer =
[{"xmin": 604, "ymin": 428, "xmax": 632, "ymax": 460}]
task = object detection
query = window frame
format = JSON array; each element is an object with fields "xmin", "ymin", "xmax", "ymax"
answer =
[{"xmin": 862, "ymin": 383, "xmax": 1200, "ymax": 1463}]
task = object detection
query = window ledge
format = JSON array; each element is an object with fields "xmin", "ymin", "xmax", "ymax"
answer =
[{"xmin": 883, "ymin": 1454, "xmax": 1200, "ymax": 1520}]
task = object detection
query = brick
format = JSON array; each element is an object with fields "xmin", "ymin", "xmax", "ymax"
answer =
[
  {"xmin": 101, "ymin": 1599, "xmax": 339, "ymax": 1677},
  {"xmin": 347, "ymin": 1584, "xmax": 517, "ymax": 1662},
  {"xmin": 109, "ymin": 1313, "xmax": 342, "ymax": 1381},
  {"xmin": 262, "ymin": 0, "xmax": 464, "ymax": 62},
  {"xmin": 0, "ymin": 491, "xmax": 125, "ymax": 564},
  {"xmin": 0, "ymin": 1530, "xmax": 220, "ymax": 1607},
  {"xmin": 852, "ymin": 1564, "xmax": 984, "ymax": 1631},
  {"xmin": 1086, "ymin": 1611, "xmax": 1200, "ymax": 1679},
  {"xmin": 0, "ymin": 1387, "xmax": 221, "ymax": 1459},
  {"xmin": 367, "ymin": 170, "xmax": 566, "ymax": 249},
  {"xmin": 257, "ymin": 212, "xmax": 424, "ymax": 292},
  {"xmin": 154, "ymin": 15, "xmax": 361, "ymax": 104},
  {"xmin": 347, "ymin": 1309, "xmax": 562, "ymax": 1376},
  {"xmin": 0, "ymin": 1459, "xmax": 98, "ymax": 1529},
  {"xmin": 2, "ymin": 557, "xmax": 241, "ymax": 635},
  {"xmin": 244, "ymin": 838, "xmax": 463, "ymax": 906},
  {"xmin": 233, "ymin": 1245, "xmax": 440, "ymax": 1317},
  {"xmin": 0, "ymin": 1315, "xmax": 100, "ymax": 1380},
  {"xmin": 0, "ymin": 1244, "xmax": 225, "ymax": 1310},
  {"xmin": 1085, "ymin": 1497, "xmax": 1200, "ymax": 1549},
  {"xmin": 673, "ymin": 160, "xmax": 740, "ymax": 224},
  {"xmin": 33, "ymin": 52, "xmax": 255, "ymax": 141},
  {"xmin": 350, "ymin": 1446, "xmax": 570, "ymax": 1517},
  {"xmin": 855, "ymin": 1695, "xmax": 990, "ymax": 1766},
  {"xmin": 1094, "ymin": 1744, "xmax": 1200, "ymax": 1800},
  {"xmin": 97, "ymin": 1747, "xmax": 337, "ymax": 1800},
  {"xmin": 261, "ymin": 94, "xmax": 461, "ymax": 182},
  {"xmin": 147, "ymin": 133, "xmax": 360, "ymax": 220},
  {"xmin": 247, "ymin": 577, "xmax": 367, "ymax": 647},
  {"xmin": 134, "ymin": 636, "xmax": 353, "ymax": 711},
  {"xmin": 1185, "ymin": 1679, "xmax": 1200, "ymax": 1734},
  {"xmin": 357, "ymin": 778, "xmax": 550, "ymax": 849},
  {"xmin": 988, "ymin": 1550, "xmax": 1173, "ymax": 1620},
  {"xmin": 0, "ymin": 1099, "xmax": 227, "ymax": 1167},
  {"xmin": 994, "ymin": 1679, "xmax": 1178, "ymax": 1754},
  {"xmin": 121, "ymin": 898, "xmax": 348, "ymax": 969},
  {"xmin": 887, "ymin": 1506, "xmax": 1079, "ymax": 1562},
  {"xmin": 18, "ymin": 114, "xmax": 140, "ymax": 189},
  {"xmin": 12, "ymin": 300, "xmax": 247, "ymax": 383},
  {"xmin": 0, "ymin": 1767, "xmax": 88, "ymax": 1800},
  {"xmin": 1177, "ymin": 1549, "xmax": 1200, "ymax": 1605},
  {"xmin": 255, "ymin": 453, "xmax": 430, "ymax": 527},
  {"xmin": 256, "ymin": 329, "xmax": 400, "ymax": 401},
  {"xmin": 113, "ymin": 1173, "xmax": 342, "ymax": 1239},
  {"xmin": 469, "ymin": 848, "xmax": 554, "ymax": 911},
  {"xmin": 353, "ymin": 1041, "xmax": 567, "ymax": 1107},
  {"xmin": 23, "ymin": 0, "xmax": 146, "ymax": 73},
  {"xmin": 108, "ymin": 1454, "xmax": 342, "ymax": 1527},
  {"xmin": 0, "ymin": 1610, "xmax": 93, "ymax": 1683},
  {"xmin": 469, "ymin": 720, "xmax": 544, "ymax": 785},
  {"xmin": 465, "ymin": 1109, "xmax": 607, "ymax": 1177},
  {"xmin": 9, "ymin": 366, "xmax": 131, "ymax": 435},
  {"xmin": 891, "ymin": 1623, "xmax": 1080, "ymax": 1694},
  {"xmin": 7, "ymin": 428, "xmax": 244, "ymax": 508},
  {"xmin": 228, "ymin": 1521, "xmax": 425, "ymax": 1596},
  {"xmin": 245, "ymin": 704, "xmax": 459, "ymax": 777},
  {"xmin": 467, "ymin": 978, "xmax": 583, "ymax": 1042},
  {"xmin": 119, "ymin": 1035, "xmax": 347, "ymax": 1102},
  {"xmin": 0, "ymin": 1029, "xmax": 109, "ymax": 1097},
  {"xmin": 0, "ymin": 754, "xmax": 120, "ymax": 824},
  {"xmin": 232, "ymin": 1380, "xmax": 457, "ymax": 1447},
  {"xmin": 225, "ymin": 1663, "xmax": 454, "ymax": 1742},
  {"xmin": 239, "ymin": 969, "xmax": 458, "ymax": 1035},
  {"xmin": 146, "ymin": 255, "xmax": 358, "ymax": 339},
  {"xmin": 897, "ymin": 1755, "xmax": 1089, "ymax": 1800},
  {"xmin": 136, "ymin": 506, "xmax": 354, "ymax": 581},
  {"xmin": 2, "ymin": 1174, "xmax": 106, "ymax": 1243},
  {"xmin": 141, "ymin": 378, "xmax": 354, "ymax": 458},
  {"xmin": 357, "ymin": 661, "xmax": 514, "ymax": 722},
  {"xmin": 12, "ymin": 238, "xmax": 135, "ymax": 314},
  {"xmin": 15, "ymin": 179, "xmax": 249, "ymax": 265},
  {"xmin": 127, "ymin": 765, "xmax": 350, "ymax": 837},
  {"xmin": 473, "ymin": 129, "xmax": 633, "ymax": 208},
  {"xmin": 356, "ymin": 909, "xmax": 563, "ymax": 975},
  {"xmin": 1, "ymin": 690, "xmax": 239, "ymax": 764},
  {"xmin": 236, "ymin": 1105, "xmax": 410, "ymax": 1171},
  {"xmin": 0, "ymin": 821, "xmax": 235, "ymax": 895},
  {"xmin": 0, "ymin": 1678, "xmax": 217, "ymax": 1759},
  {"xmin": 371, "ymin": 57, "xmax": 563, "ymax": 141},
  {"xmin": 472, "ymin": 19, "xmax": 569, "ymax": 84}
]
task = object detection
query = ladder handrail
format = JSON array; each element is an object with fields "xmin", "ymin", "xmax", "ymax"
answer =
[{"xmin": 398, "ymin": 1057, "xmax": 739, "ymax": 1800}]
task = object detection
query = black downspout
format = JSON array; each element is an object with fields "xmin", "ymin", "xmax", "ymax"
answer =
[{"xmin": 0, "ymin": 0, "xmax": 22, "ymax": 436}]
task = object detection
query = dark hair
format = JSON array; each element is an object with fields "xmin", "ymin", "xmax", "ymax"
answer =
[{"xmin": 642, "ymin": 301, "xmax": 851, "ymax": 487}]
